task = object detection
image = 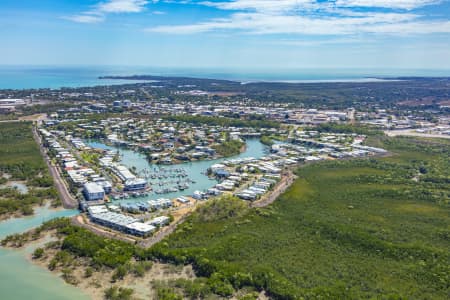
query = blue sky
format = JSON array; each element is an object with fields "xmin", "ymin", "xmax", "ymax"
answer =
[{"xmin": 0, "ymin": 0, "xmax": 449, "ymax": 69}]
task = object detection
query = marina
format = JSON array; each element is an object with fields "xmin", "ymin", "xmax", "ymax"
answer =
[
  {"xmin": 86, "ymin": 138, "xmax": 268, "ymax": 203},
  {"xmin": 40, "ymin": 119, "xmax": 387, "ymax": 239}
]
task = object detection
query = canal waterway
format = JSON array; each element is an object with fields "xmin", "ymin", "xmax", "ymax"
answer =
[
  {"xmin": 0, "ymin": 139, "xmax": 267, "ymax": 300},
  {"xmin": 87, "ymin": 138, "xmax": 268, "ymax": 203}
]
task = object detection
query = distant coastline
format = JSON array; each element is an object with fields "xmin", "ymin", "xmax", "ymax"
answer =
[
  {"xmin": 99, "ymin": 74, "xmax": 401, "ymax": 84},
  {"xmin": 1, "ymin": 65, "xmax": 449, "ymax": 89}
]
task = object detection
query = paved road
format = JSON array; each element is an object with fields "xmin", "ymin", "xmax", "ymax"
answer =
[
  {"xmin": 71, "ymin": 215, "xmax": 135, "ymax": 243},
  {"xmin": 251, "ymin": 170, "xmax": 297, "ymax": 208},
  {"xmin": 32, "ymin": 126, "xmax": 78, "ymax": 209}
]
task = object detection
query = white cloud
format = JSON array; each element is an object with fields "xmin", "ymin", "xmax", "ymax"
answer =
[
  {"xmin": 335, "ymin": 0, "xmax": 441, "ymax": 10},
  {"xmin": 66, "ymin": 0, "xmax": 154, "ymax": 23},
  {"xmin": 63, "ymin": 14, "xmax": 105, "ymax": 24},
  {"xmin": 148, "ymin": 11, "xmax": 450, "ymax": 35},
  {"xmin": 276, "ymin": 37, "xmax": 374, "ymax": 46},
  {"xmin": 199, "ymin": 0, "xmax": 317, "ymax": 12},
  {"xmin": 147, "ymin": 0, "xmax": 449, "ymax": 36},
  {"xmin": 200, "ymin": 0, "xmax": 441, "ymax": 11},
  {"xmin": 97, "ymin": 0, "xmax": 149, "ymax": 13}
]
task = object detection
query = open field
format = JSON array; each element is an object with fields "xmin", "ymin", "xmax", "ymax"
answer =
[{"xmin": 385, "ymin": 129, "xmax": 450, "ymax": 139}]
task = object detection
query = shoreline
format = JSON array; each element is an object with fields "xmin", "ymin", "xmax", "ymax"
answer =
[
  {"xmin": 100, "ymin": 139, "xmax": 248, "ymax": 166},
  {"xmin": 0, "ymin": 201, "xmax": 65, "ymax": 223},
  {"xmin": 15, "ymin": 231, "xmax": 196, "ymax": 300}
]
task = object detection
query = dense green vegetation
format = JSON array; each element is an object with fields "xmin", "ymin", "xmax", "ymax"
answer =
[
  {"xmin": 0, "ymin": 186, "xmax": 59, "ymax": 216},
  {"xmin": 259, "ymin": 135, "xmax": 275, "ymax": 146},
  {"xmin": 2, "ymin": 134, "xmax": 449, "ymax": 299},
  {"xmin": 104, "ymin": 286, "xmax": 134, "ymax": 300},
  {"xmin": 152, "ymin": 277, "xmax": 257, "ymax": 300},
  {"xmin": 0, "ymin": 122, "xmax": 47, "ymax": 179},
  {"xmin": 163, "ymin": 115, "xmax": 280, "ymax": 129},
  {"xmin": 0, "ymin": 122, "xmax": 60, "ymax": 217},
  {"xmin": 32, "ymin": 247, "xmax": 45, "ymax": 259},
  {"xmin": 243, "ymin": 79, "xmax": 450, "ymax": 111},
  {"xmin": 148, "ymin": 136, "xmax": 449, "ymax": 299},
  {"xmin": 0, "ymin": 114, "xmax": 17, "ymax": 121},
  {"xmin": 2, "ymin": 200, "xmax": 252, "ymax": 298},
  {"xmin": 260, "ymin": 133, "xmax": 287, "ymax": 146},
  {"xmin": 1, "ymin": 217, "xmax": 231, "ymax": 299},
  {"xmin": 213, "ymin": 139, "xmax": 245, "ymax": 157},
  {"xmin": 311, "ymin": 122, "xmax": 383, "ymax": 136}
]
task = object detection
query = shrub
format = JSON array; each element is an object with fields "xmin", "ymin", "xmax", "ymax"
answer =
[{"xmin": 32, "ymin": 247, "xmax": 44, "ymax": 259}]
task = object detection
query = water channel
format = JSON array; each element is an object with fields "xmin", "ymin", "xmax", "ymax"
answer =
[
  {"xmin": 0, "ymin": 205, "xmax": 87, "ymax": 300},
  {"xmin": 0, "ymin": 138, "xmax": 267, "ymax": 299},
  {"xmin": 87, "ymin": 138, "xmax": 268, "ymax": 202}
]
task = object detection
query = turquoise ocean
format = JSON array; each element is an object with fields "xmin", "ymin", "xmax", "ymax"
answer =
[{"xmin": 1, "ymin": 66, "xmax": 449, "ymax": 89}]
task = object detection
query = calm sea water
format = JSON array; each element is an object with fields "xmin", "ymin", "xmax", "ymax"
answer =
[
  {"xmin": 0, "ymin": 66, "xmax": 449, "ymax": 89},
  {"xmin": 0, "ymin": 206, "xmax": 88, "ymax": 300}
]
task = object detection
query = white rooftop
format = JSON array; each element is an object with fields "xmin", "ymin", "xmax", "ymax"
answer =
[
  {"xmin": 84, "ymin": 182, "xmax": 105, "ymax": 194},
  {"xmin": 126, "ymin": 222, "xmax": 156, "ymax": 233}
]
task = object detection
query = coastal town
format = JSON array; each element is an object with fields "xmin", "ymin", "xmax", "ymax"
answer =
[
  {"xmin": 2, "ymin": 75, "xmax": 449, "ymax": 138},
  {"xmin": 0, "ymin": 75, "xmax": 449, "ymax": 300},
  {"xmin": 2, "ymin": 0, "xmax": 450, "ymax": 298},
  {"xmin": 2, "ymin": 75, "xmax": 447, "ymax": 243},
  {"xmin": 34, "ymin": 109, "xmax": 388, "ymax": 241}
]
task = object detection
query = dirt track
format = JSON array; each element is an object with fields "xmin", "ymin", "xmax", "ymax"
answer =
[
  {"xmin": 71, "ymin": 215, "xmax": 136, "ymax": 243},
  {"xmin": 385, "ymin": 130, "xmax": 450, "ymax": 139}
]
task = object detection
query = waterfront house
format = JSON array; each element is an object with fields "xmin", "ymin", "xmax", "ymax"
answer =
[
  {"xmin": 83, "ymin": 182, "xmax": 105, "ymax": 201},
  {"xmin": 124, "ymin": 178, "xmax": 147, "ymax": 191}
]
